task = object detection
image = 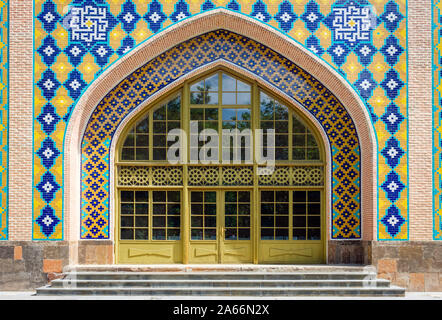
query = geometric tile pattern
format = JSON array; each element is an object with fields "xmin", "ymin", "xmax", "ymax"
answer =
[
  {"xmin": 433, "ymin": 0, "xmax": 442, "ymax": 240},
  {"xmin": 33, "ymin": 0, "xmax": 408, "ymax": 240},
  {"xmin": 81, "ymin": 29, "xmax": 361, "ymax": 239},
  {"xmin": 0, "ymin": 1, "xmax": 7, "ymax": 240}
]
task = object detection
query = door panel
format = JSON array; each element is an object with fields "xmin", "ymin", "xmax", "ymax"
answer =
[
  {"xmin": 118, "ymin": 190, "xmax": 182, "ymax": 264},
  {"xmin": 221, "ymin": 191, "xmax": 253, "ymax": 263},
  {"xmin": 188, "ymin": 191, "xmax": 218, "ymax": 263},
  {"xmin": 258, "ymin": 190, "xmax": 324, "ymax": 264},
  {"xmin": 188, "ymin": 190, "xmax": 253, "ymax": 264}
]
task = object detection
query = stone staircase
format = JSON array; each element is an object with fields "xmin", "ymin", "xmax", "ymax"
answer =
[{"xmin": 36, "ymin": 265, "xmax": 405, "ymax": 297}]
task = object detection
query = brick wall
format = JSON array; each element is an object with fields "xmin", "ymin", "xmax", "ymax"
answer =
[{"xmin": 9, "ymin": 0, "xmax": 33, "ymax": 240}]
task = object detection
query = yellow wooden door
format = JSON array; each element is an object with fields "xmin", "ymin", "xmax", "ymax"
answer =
[{"xmin": 188, "ymin": 190, "xmax": 253, "ymax": 264}]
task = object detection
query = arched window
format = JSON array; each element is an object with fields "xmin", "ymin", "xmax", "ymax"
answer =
[{"xmin": 116, "ymin": 69, "xmax": 325, "ymax": 264}]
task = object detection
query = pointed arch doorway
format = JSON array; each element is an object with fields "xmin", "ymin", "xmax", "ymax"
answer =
[{"xmin": 115, "ymin": 68, "xmax": 327, "ymax": 264}]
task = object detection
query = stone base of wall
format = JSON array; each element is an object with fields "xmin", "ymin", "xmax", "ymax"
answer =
[
  {"xmin": 0, "ymin": 240, "xmax": 440, "ymax": 291},
  {"xmin": 0, "ymin": 241, "xmax": 69, "ymax": 290},
  {"xmin": 327, "ymin": 240, "xmax": 372, "ymax": 265},
  {"xmin": 371, "ymin": 241, "xmax": 442, "ymax": 292}
]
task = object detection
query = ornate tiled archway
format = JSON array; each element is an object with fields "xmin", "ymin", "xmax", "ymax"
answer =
[{"xmin": 79, "ymin": 29, "xmax": 361, "ymax": 240}]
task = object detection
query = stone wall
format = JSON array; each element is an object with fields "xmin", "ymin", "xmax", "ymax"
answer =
[
  {"xmin": 0, "ymin": 241, "xmax": 69, "ymax": 290},
  {"xmin": 1, "ymin": 240, "xmax": 441, "ymax": 292},
  {"xmin": 372, "ymin": 242, "xmax": 442, "ymax": 292}
]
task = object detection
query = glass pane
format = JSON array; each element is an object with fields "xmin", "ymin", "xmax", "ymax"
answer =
[
  {"xmin": 168, "ymin": 204, "xmax": 180, "ymax": 215},
  {"xmin": 293, "ymin": 228, "xmax": 306, "ymax": 240},
  {"xmin": 153, "ymin": 191, "xmax": 166, "ymax": 202},
  {"xmin": 121, "ymin": 216, "xmax": 133, "ymax": 227},
  {"xmin": 135, "ymin": 148, "xmax": 148, "ymax": 160},
  {"xmin": 293, "ymin": 116, "xmax": 306, "ymax": 133},
  {"xmin": 121, "ymin": 147, "xmax": 134, "ymax": 160},
  {"xmin": 205, "ymin": 216, "xmax": 216, "ymax": 228},
  {"xmin": 225, "ymin": 191, "xmax": 237, "ymax": 202},
  {"xmin": 225, "ymin": 204, "xmax": 237, "ymax": 215},
  {"xmin": 307, "ymin": 134, "xmax": 318, "ymax": 147},
  {"xmin": 167, "ymin": 97, "xmax": 181, "ymax": 120},
  {"xmin": 237, "ymin": 92, "xmax": 251, "ymax": 105},
  {"xmin": 293, "ymin": 203, "xmax": 306, "ymax": 214},
  {"xmin": 153, "ymin": 204, "xmax": 166, "ymax": 215},
  {"xmin": 294, "ymin": 191, "xmax": 306, "ymax": 202},
  {"xmin": 238, "ymin": 216, "xmax": 250, "ymax": 227},
  {"xmin": 121, "ymin": 203, "xmax": 134, "ymax": 215},
  {"xmin": 225, "ymin": 216, "xmax": 237, "ymax": 228},
  {"xmin": 190, "ymin": 92, "xmax": 204, "ymax": 104},
  {"xmin": 135, "ymin": 191, "xmax": 148, "ymax": 202},
  {"xmin": 204, "ymin": 229, "xmax": 216, "ymax": 240},
  {"xmin": 308, "ymin": 216, "xmax": 321, "ymax": 228},
  {"xmin": 307, "ymin": 148, "xmax": 320, "ymax": 160},
  {"xmin": 293, "ymin": 215, "xmax": 306, "ymax": 228},
  {"xmin": 275, "ymin": 229, "xmax": 288, "ymax": 240},
  {"xmin": 153, "ymin": 216, "xmax": 166, "ymax": 227},
  {"xmin": 238, "ymin": 228, "xmax": 250, "ymax": 240},
  {"xmin": 276, "ymin": 191, "xmax": 289, "ymax": 202},
  {"xmin": 153, "ymin": 135, "xmax": 166, "ymax": 147},
  {"xmin": 225, "ymin": 228, "xmax": 236, "ymax": 240},
  {"xmin": 205, "ymin": 74, "xmax": 219, "ymax": 91},
  {"xmin": 136, "ymin": 118, "xmax": 149, "ymax": 133},
  {"xmin": 237, "ymin": 80, "xmax": 250, "ymax": 92},
  {"xmin": 168, "ymin": 229, "xmax": 180, "ymax": 240},
  {"xmin": 191, "ymin": 216, "xmax": 203, "ymax": 228},
  {"xmin": 135, "ymin": 216, "xmax": 148, "ymax": 227},
  {"xmin": 120, "ymin": 228, "xmax": 133, "ymax": 240},
  {"xmin": 261, "ymin": 203, "xmax": 274, "ymax": 214},
  {"xmin": 153, "ymin": 105, "xmax": 166, "ymax": 120},
  {"xmin": 153, "ymin": 229, "xmax": 166, "ymax": 240},
  {"xmin": 308, "ymin": 191, "xmax": 320, "ymax": 202},
  {"xmin": 153, "ymin": 148, "xmax": 166, "ymax": 160},
  {"xmin": 307, "ymin": 228, "xmax": 321, "ymax": 240},
  {"xmin": 274, "ymin": 104, "xmax": 288, "ymax": 120},
  {"xmin": 190, "ymin": 80, "xmax": 204, "ymax": 92},
  {"xmin": 123, "ymin": 133, "xmax": 134, "ymax": 147},
  {"xmin": 206, "ymin": 92, "xmax": 218, "ymax": 105},
  {"xmin": 205, "ymin": 204, "xmax": 216, "ymax": 215},
  {"xmin": 261, "ymin": 216, "xmax": 274, "ymax": 227},
  {"xmin": 261, "ymin": 228, "xmax": 273, "ymax": 240},
  {"xmin": 222, "ymin": 108, "xmax": 236, "ymax": 121},
  {"xmin": 190, "ymin": 108, "xmax": 203, "ymax": 120},
  {"xmin": 238, "ymin": 191, "xmax": 250, "ymax": 202},
  {"xmin": 308, "ymin": 203, "xmax": 321, "ymax": 215},
  {"xmin": 222, "ymin": 73, "xmax": 236, "ymax": 91},
  {"xmin": 191, "ymin": 192, "xmax": 203, "ymax": 202},
  {"xmin": 191, "ymin": 229, "xmax": 203, "ymax": 240},
  {"xmin": 135, "ymin": 203, "xmax": 148, "ymax": 215},
  {"xmin": 205, "ymin": 108, "xmax": 218, "ymax": 120},
  {"xmin": 121, "ymin": 191, "xmax": 134, "ymax": 202},
  {"xmin": 222, "ymin": 92, "xmax": 235, "ymax": 105},
  {"xmin": 135, "ymin": 229, "xmax": 148, "ymax": 240},
  {"xmin": 238, "ymin": 204, "xmax": 250, "ymax": 215},
  {"xmin": 168, "ymin": 216, "xmax": 180, "ymax": 228},
  {"xmin": 204, "ymin": 192, "xmax": 216, "ymax": 202},
  {"xmin": 261, "ymin": 191, "xmax": 274, "ymax": 202}
]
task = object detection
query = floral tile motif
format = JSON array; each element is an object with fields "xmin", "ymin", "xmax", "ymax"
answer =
[
  {"xmin": 32, "ymin": 0, "xmax": 408, "ymax": 241},
  {"xmin": 81, "ymin": 30, "xmax": 361, "ymax": 239}
]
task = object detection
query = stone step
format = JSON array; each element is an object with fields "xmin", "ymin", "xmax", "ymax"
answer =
[
  {"xmin": 64, "ymin": 264, "xmax": 377, "ymax": 273},
  {"xmin": 64, "ymin": 271, "xmax": 377, "ymax": 281},
  {"xmin": 49, "ymin": 278, "xmax": 391, "ymax": 288},
  {"xmin": 36, "ymin": 286, "xmax": 406, "ymax": 297}
]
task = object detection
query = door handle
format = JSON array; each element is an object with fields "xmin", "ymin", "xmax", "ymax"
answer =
[{"xmin": 221, "ymin": 227, "xmax": 225, "ymax": 240}]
